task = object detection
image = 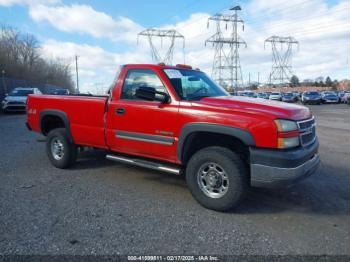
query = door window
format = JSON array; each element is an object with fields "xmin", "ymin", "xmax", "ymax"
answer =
[{"xmin": 121, "ymin": 69, "xmax": 167, "ymax": 100}]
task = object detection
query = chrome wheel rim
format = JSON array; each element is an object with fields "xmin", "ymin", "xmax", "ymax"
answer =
[
  {"xmin": 197, "ymin": 162, "xmax": 229, "ymax": 198},
  {"xmin": 51, "ymin": 138, "xmax": 64, "ymax": 160}
]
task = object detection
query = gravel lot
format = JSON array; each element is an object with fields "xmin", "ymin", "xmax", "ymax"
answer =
[{"xmin": 0, "ymin": 104, "xmax": 350, "ymax": 255}]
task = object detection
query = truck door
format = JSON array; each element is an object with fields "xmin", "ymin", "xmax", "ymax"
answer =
[{"xmin": 106, "ymin": 68, "xmax": 180, "ymax": 163}]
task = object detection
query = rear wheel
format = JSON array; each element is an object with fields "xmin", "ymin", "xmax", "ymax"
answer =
[
  {"xmin": 186, "ymin": 146, "xmax": 248, "ymax": 211},
  {"xmin": 46, "ymin": 128, "xmax": 77, "ymax": 169}
]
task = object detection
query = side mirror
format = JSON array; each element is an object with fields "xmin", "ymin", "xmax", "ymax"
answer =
[{"xmin": 135, "ymin": 86, "xmax": 170, "ymax": 103}]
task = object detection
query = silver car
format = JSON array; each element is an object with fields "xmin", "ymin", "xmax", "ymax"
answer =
[
  {"xmin": 269, "ymin": 92, "xmax": 282, "ymax": 101},
  {"xmin": 2, "ymin": 87, "xmax": 42, "ymax": 112}
]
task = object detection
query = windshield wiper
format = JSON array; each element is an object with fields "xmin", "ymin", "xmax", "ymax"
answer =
[{"xmin": 187, "ymin": 95, "xmax": 211, "ymax": 101}]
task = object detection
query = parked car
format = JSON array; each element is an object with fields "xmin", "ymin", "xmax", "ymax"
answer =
[
  {"xmin": 301, "ymin": 91, "xmax": 322, "ymax": 105},
  {"xmin": 282, "ymin": 92, "xmax": 298, "ymax": 103},
  {"xmin": 26, "ymin": 63, "xmax": 319, "ymax": 212},
  {"xmin": 345, "ymin": 93, "xmax": 350, "ymax": 105},
  {"xmin": 321, "ymin": 91, "xmax": 340, "ymax": 104},
  {"xmin": 50, "ymin": 89, "xmax": 70, "ymax": 95},
  {"xmin": 269, "ymin": 92, "xmax": 282, "ymax": 101},
  {"xmin": 292, "ymin": 92, "xmax": 301, "ymax": 101},
  {"xmin": 2, "ymin": 87, "xmax": 42, "ymax": 112},
  {"xmin": 338, "ymin": 92, "xmax": 345, "ymax": 101},
  {"xmin": 340, "ymin": 92, "xmax": 350, "ymax": 103},
  {"xmin": 237, "ymin": 91, "xmax": 257, "ymax": 98},
  {"xmin": 244, "ymin": 91, "xmax": 257, "ymax": 98},
  {"xmin": 257, "ymin": 92, "xmax": 269, "ymax": 99}
]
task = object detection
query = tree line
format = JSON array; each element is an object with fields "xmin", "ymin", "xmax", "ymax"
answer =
[
  {"xmin": 290, "ymin": 75, "xmax": 339, "ymax": 89},
  {"xmin": 0, "ymin": 26, "xmax": 75, "ymax": 92}
]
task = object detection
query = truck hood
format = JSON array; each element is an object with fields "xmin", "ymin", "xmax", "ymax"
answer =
[{"xmin": 195, "ymin": 96, "xmax": 311, "ymax": 121}]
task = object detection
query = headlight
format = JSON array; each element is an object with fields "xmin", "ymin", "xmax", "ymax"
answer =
[
  {"xmin": 275, "ymin": 119, "xmax": 300, "ymax": 149},
  {"xmin": 274, "ymin": 119, "xmax": 298, "ymax": 132},
  {"xmin": 278, "ymin": 137, "xmax": 300, "ymax": 149}
]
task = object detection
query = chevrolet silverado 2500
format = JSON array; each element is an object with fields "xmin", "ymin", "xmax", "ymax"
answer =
[{"xmin": 26, "ymin": 64, "xmax": 320, "ymax": 211}]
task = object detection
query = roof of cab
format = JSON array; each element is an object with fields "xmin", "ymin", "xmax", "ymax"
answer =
[{"xmin": 122, "ymin": 63, "xmax": 199, "ymax": 70}]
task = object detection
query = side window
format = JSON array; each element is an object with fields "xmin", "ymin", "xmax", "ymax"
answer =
[{"xmin": 121, "ymin": 69, "xmax": 167, "ymax": 100}]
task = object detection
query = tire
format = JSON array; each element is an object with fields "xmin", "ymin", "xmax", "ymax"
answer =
[
  {"xmin": 46, "ymin": 128, "xmax": 77, "ymax": 169},
  {"xmin": 186, "ymin": 146, "xmax": 248, "ymax": 212}
]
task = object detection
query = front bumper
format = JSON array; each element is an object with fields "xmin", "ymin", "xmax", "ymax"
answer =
[
  {"xmin": 303, "ymin": 99, "xmax": 321, "ymax": 104},
  {"xmin": 282, "ymin": 99, "xmax": 295, "ymax": 103},
  {"xmin": 2, "ymin": 103, "xmax": 27, "ymax": 111},
  {"xmin": 250, "ymin": 139, "xmax": 320, "ymax": 188},
  {"xmin": 322, "ymin": 99, "xmax": 338, "ymax": 103}
]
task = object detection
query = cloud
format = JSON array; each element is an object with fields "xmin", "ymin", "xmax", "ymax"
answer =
[
  {"xmin": 0, "ymin": 0, "xmax": 59, "ymax": 6},
  {"xmin": 3, "ymin": 0, "xmax": 350, "ymax": 90},
  {"xmin": 29, "ymin": 4, "xmax": 142, "ymax": 43},
  {"xmin": 40, "ymin": 40, "xmax": 150, "ymax": 93}
]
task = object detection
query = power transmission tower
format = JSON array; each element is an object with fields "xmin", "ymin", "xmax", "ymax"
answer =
[
  {"xmin": 205, "ymin": 5, "xmax": 247, "ymax": 91},
  {"xmin": 264, "ymin": 36, "xmax": 299, "ymax": 86},
  {"xmin": 137, "ymin": 29, "xmax": 185, "ymax": 64}
]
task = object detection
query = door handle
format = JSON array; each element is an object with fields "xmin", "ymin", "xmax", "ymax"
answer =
[{"xmin": 115, "ymin": 108, "xmax": 125, "ymax": 115}]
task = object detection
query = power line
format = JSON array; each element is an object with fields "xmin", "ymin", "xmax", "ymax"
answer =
[{"xmin": 247, "ymin": 8, "xmax": 350, "ymax": 33}]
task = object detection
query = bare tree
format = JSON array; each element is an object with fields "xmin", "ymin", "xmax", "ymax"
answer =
[{"xmin": 0, "ymin": 25, "xmax": 74, "ymax": 92}]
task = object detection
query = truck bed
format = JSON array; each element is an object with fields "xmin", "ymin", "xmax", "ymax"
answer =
[{"xmin": 27, "ymin": 95, "xmax": 109, "ymax": 148}]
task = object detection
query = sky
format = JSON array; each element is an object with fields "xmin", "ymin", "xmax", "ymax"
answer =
[{"xmin": 0, "ymin": 0, "xmax": 349, "ymax": 93}]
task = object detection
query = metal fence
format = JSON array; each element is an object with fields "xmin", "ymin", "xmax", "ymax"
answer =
[{"xmin": 0, "ymin": 77, "xmax": 64, "ymax": 101}]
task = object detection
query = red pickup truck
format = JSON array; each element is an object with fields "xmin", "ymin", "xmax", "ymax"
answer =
[{"xmin": 26, "ymin": 64, "xmax": 320, "ymax": 211}]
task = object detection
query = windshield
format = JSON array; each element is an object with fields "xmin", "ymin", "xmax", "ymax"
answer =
[
  {"xmin": 53, "ymin": 89, "xmax": 68, "ymax": 95},
  {"xmin": 9, "ymin": 89, "xmax": 33, "ymax": 96},
  {"xmin": 305, "ymin": 92, "xmax": 319, "ymax": 95},
  {"xmin": 163, "ymin": 69, "xmax": 228, "ymax": 100},
  {"xmin": 271, "ymin": 92, "xmax": 280, "ymax": 95},
  {"xmin": 284, "ymin": 93, "xmax": 293, "ymax": 96}
]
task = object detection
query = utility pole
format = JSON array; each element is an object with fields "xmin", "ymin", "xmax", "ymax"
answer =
[
  {"xmin": 205, "ymin": 5, "xmax": 247, "ymax": 91},
  {"xmin": 138, "ymin": 29, "xmax": 185, "ymax": 64},
  {"xmin": 75, "ymin": 55, "xmax": 80, "ymax": 94},
  {"xmin": 248, "ymin": 72, "xmax": 251, "ymax": 87},
  {"xmin": 258, "ymin": 72, "xmax": 260, "ymax": 86},
  {"xmin": 265, "ymin": 36, "xmax": 299, "ymax": 86},
  {"xmin": 1, "ymin": 69, "xmax": 7, "ymax": 95}
]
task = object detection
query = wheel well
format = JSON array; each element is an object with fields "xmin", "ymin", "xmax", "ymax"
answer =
[
  {"xmin": 182, "ymin": 132, "xmax": 250, "ymax": 166},
  {"xmin": 41, "ymin": 115, "xmax": 65, "ymax": 136}
]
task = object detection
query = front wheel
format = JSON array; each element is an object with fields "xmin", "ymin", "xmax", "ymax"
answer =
[
  {"xmin": 186, "ymin": 146, "xmax": 248, "ymax": 211},
  {"xmin": 46, "ymin": 128, "xmax": 77, "ymax": 169}
]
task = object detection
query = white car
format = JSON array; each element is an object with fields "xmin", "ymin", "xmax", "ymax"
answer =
[
  {"xmin": 2, "ymin": 87, "xmax": 42, "ymax": 112},
  {"xmin": 269, "ymin": 92, "xmax": 282, "ymax": 101}
]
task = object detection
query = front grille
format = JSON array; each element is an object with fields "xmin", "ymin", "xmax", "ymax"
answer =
[
  {"xmin": 6, "ymin": 106, "xmax": 26, "ymax": 110},
  {"xmin": 7, "ymin": 101, "xmax": 25, "ymax": 105},
  {"xmin": 297, "ymin": 117, "xmax": 316, "ymax": 146}
]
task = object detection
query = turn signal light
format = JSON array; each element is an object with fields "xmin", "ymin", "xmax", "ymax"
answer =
[{"xmin": 277, "ymin": 137, "xmax": 300, "ymax": 149}]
